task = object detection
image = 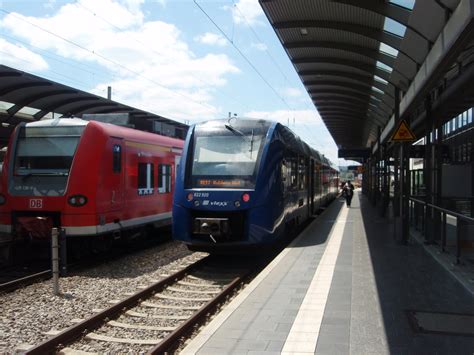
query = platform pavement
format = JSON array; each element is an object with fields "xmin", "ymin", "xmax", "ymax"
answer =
[{"xmin": 181, "ymin": 191, "xmax": 474, "ymax": 354}]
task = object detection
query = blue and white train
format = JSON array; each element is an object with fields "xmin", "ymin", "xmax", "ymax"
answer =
[{"xmin": 172, "ymin": 119, "xmax": 339, "ymax": 252}]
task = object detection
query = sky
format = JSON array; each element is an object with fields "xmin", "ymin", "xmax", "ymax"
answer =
[{"xmin": 0, "ymin": 0, "xmax": 355, "ymax": 166}]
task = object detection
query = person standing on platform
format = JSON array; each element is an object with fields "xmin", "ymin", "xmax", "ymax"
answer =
[{"xmin": 342, "ymin": 181, "xmax": 354, "ymax": 207}]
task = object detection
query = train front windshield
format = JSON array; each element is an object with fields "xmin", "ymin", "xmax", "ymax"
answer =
[
  {"xmin": 190, "ymin": 121, "xmax": 270, "ymax": 188},
  {"xmin": 14, "ymin": 126, "xmax": 85, "ymax": 176}
]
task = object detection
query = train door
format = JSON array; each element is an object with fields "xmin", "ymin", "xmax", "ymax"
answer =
[
  {"xmin": 309, "ymin": 158, "xmax": 314, "ymax": 215},
  {"xmin": 109, "ymin": 138, "xmax": 124, "ymax": 211}
]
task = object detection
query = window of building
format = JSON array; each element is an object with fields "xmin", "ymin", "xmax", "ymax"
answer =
[
  {"xmin": 138, "ymin": 163, "xmax": 154, "ymax": 195},
  {"xmin": 383, "ymin": 17, "xmax": 407, "ymax": 37},
  {"xmin": 158, "ymin": 164, "xmax": 172, "ymax": 193}
]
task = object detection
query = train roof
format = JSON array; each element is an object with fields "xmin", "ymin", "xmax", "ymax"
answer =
[
  {"xmin": 23, "ymin": 118, "xmax": 184, "ymax": 148},
  {"xmin": 25, "ymin": 117, "xmax": 88, "ymax": 127},
  {"xmin": 193, "ymin": 118, "xmax": 335, "ymax": 167}
]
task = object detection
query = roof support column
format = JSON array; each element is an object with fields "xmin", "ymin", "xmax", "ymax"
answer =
[
  {"xmin": 400, "ymin": 128, "xmax": 411, "ymax": 245},
  {"xmin": 433, "ymin": 110, "xmax": 444, "ymax": 244},
  {"xmin": 380, "ymin": 142, "xmax": 390, "ymax": 218},
  {"xmin": 393, "ymin": 86, "xmax": 410, "ymax": 244},
  {"xmin": 424, "ymin": 96, "xmax": 434, "ymax": 243},
  {"xmin": 370, "ymin": 147, "xmax": 376, "ymax": 206}
]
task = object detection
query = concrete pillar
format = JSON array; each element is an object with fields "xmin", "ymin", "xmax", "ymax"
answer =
[{"xmin": 424, "ymin": 96, "xmax": 434, "ymax": 242}]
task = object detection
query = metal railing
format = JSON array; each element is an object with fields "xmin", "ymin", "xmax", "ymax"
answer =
[{"xmin": 409, "ymin": 197, "xmax": 474, "ymax": 264}]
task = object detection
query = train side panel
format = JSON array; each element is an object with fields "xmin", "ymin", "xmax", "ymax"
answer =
[
  {"xmin": 0, "ymin": 119, "xmax": 183, "ymax": 242},
  {"xmin": 172, "ymin": 120, "xmax": 333, "ymax": 252}
]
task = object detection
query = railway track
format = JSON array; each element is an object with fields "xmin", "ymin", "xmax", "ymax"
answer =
[
  {"xmin": 24, "ymin": 255, "xmax": 253, "ymax": 354},
  {"xmin": 0, "ymin": 237, "xmax": 175, "ymax": 294},
  {"xmin": 0, "ymin": 267, "xmax": 51, "ymax": 294}
]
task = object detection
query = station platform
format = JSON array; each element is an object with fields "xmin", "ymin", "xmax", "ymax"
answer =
[{"xmin": 182, "ymin": 191, "xmax": 474, "ymax": 354}]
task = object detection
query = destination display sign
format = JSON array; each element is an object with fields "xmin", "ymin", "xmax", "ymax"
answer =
[{"xmin": 196, "ymin": 179, "xmax": 245, "ymax": 188}]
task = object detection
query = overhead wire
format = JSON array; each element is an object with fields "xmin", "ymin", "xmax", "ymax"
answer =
[
  {"xmin": 75, "ymin": 2, "xmax": 253, "ymax": 115},
  {"xmin": 231, "ymin": 1, "xmax": 325, "ymax": 139},
  {"xmin": 1, "ymin": 33, "xmax": 119, "ymax": 84},
  {"xmin": 0, "ymin": 8, "xmax": 218, "ymax": 119},
  {"xmin": 0, "ymin": 49, "xmax": 94, "ymax": 89},
  {"xmin": 193, "ymin": 0, "xmax": 294, "ymax": 113}
]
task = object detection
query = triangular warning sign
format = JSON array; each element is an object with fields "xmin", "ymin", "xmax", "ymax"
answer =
[{"xmin": 391, "ymin": 120, "xmax": 416, "ymax": 142}]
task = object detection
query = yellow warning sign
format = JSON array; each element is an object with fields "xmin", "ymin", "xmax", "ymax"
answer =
[{"xmin": 390, "ymin": 120, "xmax": 416, "ymax": 142}]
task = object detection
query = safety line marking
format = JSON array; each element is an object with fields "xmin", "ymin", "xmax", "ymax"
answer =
[
  {"xmin": 181, "ymin": 205, "xmax": 344, "ymax": 354},
  {"xmin": 281, "ymin": 206, "xmax": 349, "ymax": 354}
]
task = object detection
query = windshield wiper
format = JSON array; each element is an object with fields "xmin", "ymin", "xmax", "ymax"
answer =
[
  {"xmin": 20, "ymin": 172, "xmax": 69, "ymax": 179},
  {"xmin": 225, "ymin": 124, "xmax": 246, "ymax": 137}
]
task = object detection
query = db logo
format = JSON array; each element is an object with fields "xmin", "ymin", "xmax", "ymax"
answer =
[{"xmin": 29, "ymin": 199, "xmax": 43, "ymax": 209}]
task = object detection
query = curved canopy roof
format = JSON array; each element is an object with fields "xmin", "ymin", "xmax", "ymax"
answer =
[
  {"xmin": 260, "ymin": 0, "xmax": 474, "ymax": 151},
  {"xmin": 0, "ymin": 65, "xmax": 188, "ymax": 145}
]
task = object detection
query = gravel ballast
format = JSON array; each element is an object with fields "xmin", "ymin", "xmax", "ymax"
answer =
[{"xmin": 0, "ymin": 241, "xmax": 206, "ymax": 353}]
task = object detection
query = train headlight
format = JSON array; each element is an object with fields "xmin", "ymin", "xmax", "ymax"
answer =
[
  {"xmin": 234, "ymin": 201, "xmax": 241, "ymax": 207},
  {"xmin": 193, "ymin": 200, "xmax": 200, "ymax": 207},
  {"xmin": 187, "ymin": 193, "xmax": 194, "ymax": 201},
  {"xmin": 68, "ymin": 194, "xmax": 88, "ymax": 207},
  {"xmin": 0, "ymin": 194, "xmax": 6, "ymax": 205},
  {"xmin": 242, "ymin": 193, "xmax": 250, "ymax": 202}
]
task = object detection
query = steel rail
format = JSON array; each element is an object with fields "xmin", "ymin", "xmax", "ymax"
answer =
[
  {"xmin": 25, "ymin": 257, "xmax": 209, "ymax": 355},
  {"xmin": 148, "ymin": 272, "xmax": 249, "ymax": 354},
  {"xmin": 0, "ymin": 269, "xmax": 51, "ymax": 293}
]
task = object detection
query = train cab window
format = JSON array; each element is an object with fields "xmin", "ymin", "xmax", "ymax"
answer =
[
  {"xmin": 158, "ymin": 164, "xmax": 172, "ymax": 193},
  {"xmin": 138, "ymin": 163, "xmax": 154, "ymax": 196},
  {"xmin": 113, "ymin": 145, "xmax": 121, "ymax": 173}
]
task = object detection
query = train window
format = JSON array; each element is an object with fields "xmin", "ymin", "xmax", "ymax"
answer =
[
  {"xmin": 281, "ymin": 159, "xmax": 289, "ymax": 191},
  {"xmin": 290, "ymin": 157, "xmax": 298, "ymax": 190},
  {"xmin": 138, "ymin": 163, "xmax": 154, "ymax": 195},
  {"xmin": 158, "ymin": 164, "xmax": 172, "ymax": 193},
  {"xmin": 113, "ymin": 145, "xmax": 121, "ymax": 173},
  {"xmin": 298, "ymin": 157, "xmax": 306, "ymax": 190}
]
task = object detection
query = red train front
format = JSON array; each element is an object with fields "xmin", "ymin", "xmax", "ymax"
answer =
[{"xmin": 0, "ymin": 118, "xmax": 183, "ymax": 248}]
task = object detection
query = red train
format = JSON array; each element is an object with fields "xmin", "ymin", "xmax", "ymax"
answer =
[{"xmin": 0, "ymin": 118, "xmax": 183, "ymax": 251}]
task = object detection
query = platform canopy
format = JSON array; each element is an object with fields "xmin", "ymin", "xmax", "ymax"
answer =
[
  {"xmin": 0, "ymin": 65, "xmax": 188, "ymax": 145},
  {"xmin": 260, "ymin": 0, "xmax": 474, "ymax": 153}
]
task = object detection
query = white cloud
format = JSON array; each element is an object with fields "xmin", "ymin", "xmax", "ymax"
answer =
[
  {"xmin": 251, "ymin": 42, "xmax": 267, "ymax": 51},
  {"xmin": 0, "ymin": 0, "xmax": 240, "ymax": 121},
  {"xmin": 282, "ymin": 87, "xmax": 303, "ymax": 98},
  {"xmin": 0, "ymin": 38, "xmax": 49, "ymax": 71},
  {"xmin": 194, "ymin": 32, "xmax": 227, "ymax": 47},
  {"xmin": 44, "ymin": 0, "xmax": 57, "ymax": 9},
  {"xmin": 230, "ymin": 0, "xmax": 264, "ymax": 26},
  {"xmin": 244, "ymin": 109, "xmax": 323, "ymax": 126}
]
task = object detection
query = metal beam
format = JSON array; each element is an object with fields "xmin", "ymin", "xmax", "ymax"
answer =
[
  {"xmin": 7, "ymin": 89, "xmax": 77, "ymax": 117},
  {"xmin": 314, "ymin": 100, "xmax": 388, "ymax": 118},
  {"xmin": 298, "ymin": 69, "xmax": 405, "ymax": 91},
  {"xmin": 33, "ymin": 97, "xmax": 101, "ymax": 120},
  {"xmin": 305, "ymin": 79, "xmax": 392, "ymax": 97},
  {"xmin": 312, "ymin": 93, "xmax": 392, "ymax": 113},
  {"xmin": 72, "ymin": 102, "xmax": 120, "ymax": 115},
  {"xmin": 274, "ymin": 20, "xmax": 402, "ymax": 49},
  {"xmin": 275, "ymin": 21, "xmax": 420, "ymax": 65},
  {"xmin": 285, "ymin": 40, "xmax": 396, "ymax": 68},
  {"xmin": 0, "ymin": 82, "xmax": 52, "ymax": 96}
]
